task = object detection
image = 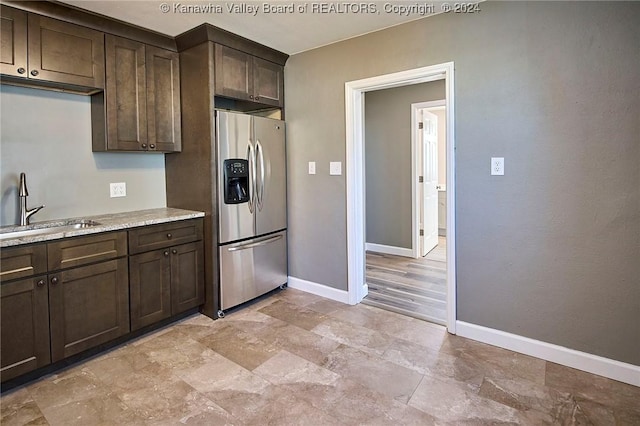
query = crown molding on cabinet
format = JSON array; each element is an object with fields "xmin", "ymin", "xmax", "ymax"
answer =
[{"xmin": 3, "ymin": 0, "xmax": 177, "ymax": 51}]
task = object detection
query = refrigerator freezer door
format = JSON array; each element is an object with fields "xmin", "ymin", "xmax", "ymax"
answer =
[
  {"xmin": 219, "ymin": 230, "xmax": 288, "ymax": 310},
  {"xmin": 217, "ymin": 111, "xmax": 255, "ymax": 244},
  {"xmin": 254, "ymin": 116, "xmax": 287, "ymax": 236}
]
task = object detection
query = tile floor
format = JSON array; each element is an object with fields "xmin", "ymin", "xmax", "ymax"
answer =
[{"xmin": 1, "ymin": 289, "xmax": 639, "ymax": 425}]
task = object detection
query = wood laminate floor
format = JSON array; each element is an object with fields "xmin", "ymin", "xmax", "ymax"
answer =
[{"xmin": 364, "ymin": 237, "xmax": 446, "ymax": 324}]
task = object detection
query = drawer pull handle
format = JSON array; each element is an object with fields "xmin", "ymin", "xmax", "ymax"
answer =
[
  {"xmin": 167, "ymin": 233, "xmax": 172, "ymax": 239},
  {"xmin": 172, "ymin": 249, "xmax": 177, "ymax": 255},
  {"xmin": 36, "ymin": 279, "xmax": 46, "ymax": 287},
  {"xmin": 164, "ymin": 251, "xmax": 169, "ymax": 257},
  {"xmin": 51, "ymin": 277, "xmax": 59, "ymax": 285}
]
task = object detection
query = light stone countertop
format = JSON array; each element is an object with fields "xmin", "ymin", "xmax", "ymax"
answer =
[{"xmin": 0, "ymin": 208, "xmax": 205, "ymax": 248}]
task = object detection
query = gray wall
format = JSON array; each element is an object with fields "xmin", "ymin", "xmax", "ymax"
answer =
[
  {"xmin": 285, "ymin": 1, "xmax": 640, "ymax": 365},
  {"xmin": 365, "ymin": 82, "xmax": 445, "ymax": 249},
  {"xmin": 0, "ymin": 85, "xmax": 166, "ymax": 226}
]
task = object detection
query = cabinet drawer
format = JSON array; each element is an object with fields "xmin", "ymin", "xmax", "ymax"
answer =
[
  {"xmin": 128, "ymin": 219, "xmax": 203, "ymax": 254},
  {"xmin": 48, "ymin": 232, "xmax": 127, "ymax": 271},
  {"xmin": 0, "ymin": 244, "xmax": 47, "ymax": 282}
]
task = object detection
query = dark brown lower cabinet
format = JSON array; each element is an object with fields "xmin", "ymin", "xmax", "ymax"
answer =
[
  {"xmin": 129, "ymin": 241, "xmax": 204, "ymax": 331},
  {"xmin": 49, "ymin": 258, "xmax": 130, "ymax": 362},
  {"xmin": 171, "ymin": 241, "xmax": 205, "ymax": 315},
  {"xmin": 0, "ymin": 275, "xmax": 51, "ymax": 381},
  {"xmin": 129, "ymin": 249, "xmax": 172, "ymax": 330}
]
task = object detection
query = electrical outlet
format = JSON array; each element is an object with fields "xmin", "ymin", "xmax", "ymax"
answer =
[
  {"xmin": 491, "ymin": 157, "xmax": 504, "ymax": 176},
  {"xmin": 110, "ymin": 182, "xmax": 126, "ymax": 198},
  {"xmin": 329, "ymin": 161, "xmax": 342, "ymax": 176},
  {"xmin": 308, "ymin": 161, "xmax": 316, "ymax": 175}
]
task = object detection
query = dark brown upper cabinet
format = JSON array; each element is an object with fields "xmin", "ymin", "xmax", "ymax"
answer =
[
  {"xmin": 0, "ymin": 5, "xmax": 27, "ymax": 78},
  {"xmin": 0, "ymin": 6, "xmax": 105, "ymax": 92},
  {"xmin": 28, "ymin": 15, "xmax": 105, "ymax": 89},
  {"xmin": 215, "ymin": 44, "xmax": 283, "ymax": 107},
  {"xmin": 93, "ymin": 35, "xmax": 181, "ymax": 152}
]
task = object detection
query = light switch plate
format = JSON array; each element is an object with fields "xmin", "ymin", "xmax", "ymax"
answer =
[
  {"xmin": 329, "ymin": 161, "xmax": 342, "ymax": 176},
  {"xmin": 491, "ymin": 157, "xmax": 504, "ymax": 176},
  {"xmin": 308, "ymin": 161, "xmax": 316, "ymax": 175},
  {"xmin": 110, "ymin": 182, "xmax": 126, "ymax": 197}
]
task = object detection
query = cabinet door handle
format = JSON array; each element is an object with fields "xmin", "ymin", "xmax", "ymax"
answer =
[
  {"xmin": 51, "ymin": 277, "xmax": 59, "ymax": 285},
  {"xmin": 17, "ymin": 67, "xmax": 26, "ymax": 74},
  {"xmin": 141, "ymin": 143, "xmax": 148, "ymax": 149},
  {"xmin": 255, "ymin": 96, "xmax": 260, "ymax": 101},
  {"xmin": 149, "ymin": 144, "xmax": 155, "ymax": 149},
  {"xmin": 171, "ymin": 249, "xmax": 177, "ymax": 255},
  {"xmin": 249, "ymin": 95, "xmax": 254, "ymax": 99},
  {"xmin": 166, "ymin": 233, "xmax": 172, "ymax": 239},
  {"xmin": 36, "ymin": 279, "xmax": 46, "ymax": 287},
  {"xmin": 30, "ymin": 69, "xmax": 39, "ymax": 76},
  {"xmin": 164, "ymin": 251, "xmax": 169, "ymax": 257}
]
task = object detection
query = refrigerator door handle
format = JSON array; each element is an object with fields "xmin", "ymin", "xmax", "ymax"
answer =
[
  {"xmin": 256, "ymin": 139, "xmax": 265, "ymax": 211},
  {"xmin": 227, "ymin": 234, "xmax": 283, "ymax": 252},
  {"xmin": 247, "ymin": 141, "xmax": 255, "ymax": 213}
]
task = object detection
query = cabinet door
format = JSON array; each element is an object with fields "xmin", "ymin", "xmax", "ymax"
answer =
[
  {"xmin": 0, "ymin": 275, "xmax": 51, "ymax": 382},
  {"xmin": 129, "ymin": 249, "xmax": 171, "ymax": 331},
  {"xmin": 49, "ymin": 259, "xmax": 129, "ymax": 362},
  {"xmin": 214, "ymin": 44, "xmax": 253, "ymax": 101},
  {"xmin": 0, "ymin": 5, "xmax": 27, "ymax": 77},
  {"xmin": 252, "ymin": 57, "xmax": 284, "ymax": 107},
  {"xmin": 27, "ymin": 15, "xmax": 105, "ymax": 89},
  {"xmin": 171, "ymin": 241, "xmax": 204, "ymax": 315},
  {"xmin": 105, "ymin": 35, "xmax": 147, "ymax": 151},
  {"xmin": 146, "ymin": 46, "xmax": 181, "ymax": 152}
]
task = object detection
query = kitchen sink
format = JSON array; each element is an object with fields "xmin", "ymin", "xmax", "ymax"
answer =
[{"xmin": 0, "ymin": 219, "xmax": 101, "ymax": 240}]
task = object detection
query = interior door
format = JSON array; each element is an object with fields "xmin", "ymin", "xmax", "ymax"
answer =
[
  {"xmin": 253, "ymin": 116, "xmax": 287, "ymax": 236},
  {"xmin": 421, "ymin": 109, "xmax": 439, "ymax": 256},
  {"xmin": 217, "ymin": 111, "xmax": 255, "ymax": 243}
]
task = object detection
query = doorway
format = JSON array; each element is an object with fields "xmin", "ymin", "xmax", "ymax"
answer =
[{"xmin": 345, "ymin": 63, "xmax": 456, "ymax": 333}]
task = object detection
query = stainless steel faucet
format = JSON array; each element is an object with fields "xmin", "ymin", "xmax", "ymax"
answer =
[{"xmin": 19, "ymin": 173, "xmax": 45, "ymax": 226}]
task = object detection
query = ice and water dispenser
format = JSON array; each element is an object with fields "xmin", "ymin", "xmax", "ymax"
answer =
[{"xmin": 223, "ymin": 159, "xmax": 250, "ymax": 204}]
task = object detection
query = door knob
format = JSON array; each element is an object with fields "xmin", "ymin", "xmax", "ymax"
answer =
[
  {"xmin": 141, "ymin": 143, "xmax": 147, "ymax": 149},
  {"xmin": 36, "ymin": 279, "xmax": 46, "ymax": 287},
  {"xmin": 17, "ymin": 67, "xmax": 26, "ymax": 74},
  {"xmin": 30, "ymin": 70, "xmax": 39, "ymax": 76},
  {"xmin": 51, "ymin": 277, "xmax": 59, "ymax": 285},
  {"xmin": 164, "ymin": 251, "xmax": 169, "ymax": 257},
  {"xmin": 149, "ymin": 144, "xmax": 155, "ymax": 149},
  {"xmin": 171, "ymin": 249, "xmax": 177, "ymax": 255}
]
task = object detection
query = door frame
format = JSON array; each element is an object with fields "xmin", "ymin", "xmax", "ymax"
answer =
[
  {"xmin": 411, "ymin": 100, "xmax": 446, "ymax": 259},
  {"xmin": 345, "ymin": 62, "xmax": 457, "ymax": 333}
]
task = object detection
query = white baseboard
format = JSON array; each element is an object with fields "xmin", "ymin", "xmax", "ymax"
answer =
[
  {"xmin": 287, "ymin": 276, "xmax": 350, "ymax": 304},
  {"xmin": 365, "ymin": 243, "xmax": 413, "ymax": 258},
  {"xmin": 456, "ymin": 321, "xmax": 640, "ymax": 387}
]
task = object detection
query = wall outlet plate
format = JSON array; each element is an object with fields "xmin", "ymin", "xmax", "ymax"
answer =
[
  {"xmin": 110, "ymin": 182, "xmax": 126, "ymax": 197},
  {"xmin": 308, "ymin": 161, "xmax": 316, "ymax": 175},
  {"xmin": 491, "ymin": 157, "xmax": 504, "ymax": 176},
  {"xmin": 329, "ymin": 161, "xmax": 342, "ymax": 176}
]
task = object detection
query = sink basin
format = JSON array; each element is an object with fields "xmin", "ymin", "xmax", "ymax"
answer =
[{"xmin": 0, "ymin": 219, "xmax": 101, "ymax": 241}]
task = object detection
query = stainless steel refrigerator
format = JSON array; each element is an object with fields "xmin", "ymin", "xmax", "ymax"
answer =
[{"xmin": 216, "ymin": 111, "xmax": 287, "ymax": 313}]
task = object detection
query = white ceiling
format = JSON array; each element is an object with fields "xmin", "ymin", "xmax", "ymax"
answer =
[{"xmin": 60, "ymin": 1, "xmax": 436, "ymax": 54}]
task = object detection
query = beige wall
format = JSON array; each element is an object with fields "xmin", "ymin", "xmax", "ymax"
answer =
[
  {"xmin": 0, "ymin": 85, "xmax": 166, "ymax": 226},
  {"xmin": 365, "ymin": 81, "xmax": 445, "ymax": 249},
  {"xmin": 285, "ymin": 1, "xmax": 640, "ymax": 365}
]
